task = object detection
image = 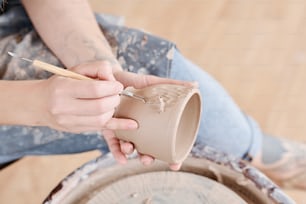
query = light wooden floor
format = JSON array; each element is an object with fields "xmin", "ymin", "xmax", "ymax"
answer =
[{"xmin": 0, "ymin": 0, "xmax": 305, "ymax": 203}]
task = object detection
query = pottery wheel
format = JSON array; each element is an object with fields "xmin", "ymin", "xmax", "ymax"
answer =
[{"xmin": 87, "ymin": 171, "xmax": 247, "ymax": 204}]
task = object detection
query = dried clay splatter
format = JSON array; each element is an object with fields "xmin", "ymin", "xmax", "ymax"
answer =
[{"xmin": 130, "ymin": 192, "xmax": 139, "ymax": 198}]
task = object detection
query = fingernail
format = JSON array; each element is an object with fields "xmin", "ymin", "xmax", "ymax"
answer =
[
  {"xmin": 116, "ymin": 82, "xmax": 124, "ymax": 92},
  {"xmin": 142, "ymin": 157, "xmax": 153, "ymax": 166},
  {"xmin": 170, "ymin": 163, "xmax": 181, "ymax": 171},
  {"xmin": 128, "ymin": 121, "xmax": 138, "ymax": 129},
  {"xmin": 123, "ymin": 145, "xmax": 133, "ymax": 154}
]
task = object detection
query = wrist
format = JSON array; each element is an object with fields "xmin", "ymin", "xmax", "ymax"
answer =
[
  {"xmin": 0, "ymin": 80, "xmax": 48, "ymax": 126},
  {"xmin": 25, "ymin": 80, "xmax": 50, "ymax": 127}
]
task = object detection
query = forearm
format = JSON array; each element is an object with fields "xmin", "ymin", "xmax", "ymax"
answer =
[
  {"xmin": 0, "ymin": 63, "xmax": 135, "ymax": 132},
  {"xmin": 21, "ymin": 0, "xmax": 122, "ymax": 71},
  {"xmin": 0, "ymin": 80, "xmax": 46, "ymax": 126}
]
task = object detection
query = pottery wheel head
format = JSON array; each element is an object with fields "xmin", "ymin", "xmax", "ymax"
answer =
[{"xmin": 87, "ymin": 172, "xmax": 246, "ymax": 204}]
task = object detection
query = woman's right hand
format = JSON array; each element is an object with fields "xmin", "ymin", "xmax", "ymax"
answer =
[{"xmin": 36, "ymin": 61, "xmax": 138, "ymax": 133}]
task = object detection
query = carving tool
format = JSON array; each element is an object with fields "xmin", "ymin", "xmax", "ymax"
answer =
[{"xmin": 7, "ymin": 51, "xmax": 146, "ymax": 103}]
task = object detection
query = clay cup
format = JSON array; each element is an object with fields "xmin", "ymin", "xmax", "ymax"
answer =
[{"xmin": 114, "ymin": 84, "xmax": 202, "ymax": 164}]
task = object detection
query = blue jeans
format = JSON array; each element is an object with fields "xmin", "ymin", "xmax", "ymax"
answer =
[
  {"xmin": 170, "ymin": 50, "xmax": 262, "ymax": 159},
  {"xmin": 0, "ymin": 49, "xmax": 262, "ymax": 164}
]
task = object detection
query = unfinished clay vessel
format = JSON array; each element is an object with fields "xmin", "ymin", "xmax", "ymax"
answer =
[{"xmin": 114, "ymin": 84, "xmax": 202, "ymax": 164}]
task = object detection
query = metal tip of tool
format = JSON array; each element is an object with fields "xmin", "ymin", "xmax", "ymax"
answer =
[
  {"xmin": 7, "ymin": 51, "xmax": 33, "ymax": 63},
  {"xmin": 120, "ymin": 90, "xmax": 146, "ymax": 103},
  {"xmin": 7, "ymin": 51, "xmax": 15, "ymax": 57}
]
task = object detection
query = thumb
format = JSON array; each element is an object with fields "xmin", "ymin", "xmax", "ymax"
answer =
[
  {"xmin": 115, "ymin": 71, "xmax": 196, "ymax": 89},
  {"xmin": 104, "ymin": 118, "xmax": 138, "ymax": 130}
]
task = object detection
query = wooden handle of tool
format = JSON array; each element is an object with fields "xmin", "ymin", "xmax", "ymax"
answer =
[
  {"xmin": 32, "ymin": 60, "xmax": 147, "ymax": 102},
  {"xmin": 33, "ymin": 60, "xmax": 93, "ymax": 80}
]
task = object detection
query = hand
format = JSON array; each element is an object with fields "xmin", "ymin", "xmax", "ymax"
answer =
[
  {"xmin": 37, "ymin": 61, "xmax": 138, "ymax": 133},
  {"xmin": 114, "ymin": 70, "xmax": 197, "ymax": 89},
  {"xmin": 102, "ymin": 70, "xmax": 197, "ymax": 170}
]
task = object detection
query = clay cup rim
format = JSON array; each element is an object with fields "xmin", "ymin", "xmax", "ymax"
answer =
[{"xmin": 171, "ymin": 88, "xmax": 202, "ymax": 163}]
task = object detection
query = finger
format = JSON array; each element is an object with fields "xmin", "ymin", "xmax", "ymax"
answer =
[
  {"xmin": 138, "ymin": 153, "xmax": 155, "ymax": 166},
  {"xmin": 71, "ymin": 61, "xmax": 116, "ymax": 81},
  {"xmin": 114, "ymin": 71, "xmax": 197, "ymax": 89},
  {"xmin": 120, "ymin": 141, "xmax": 135, "ymax": 155},
  {"xmin": 70, "ymin": 80, "xmax": 123, "ymax": 99},
  {"xmin": 104, "ymin": 118, "xmax": 138, "ymax": 130},
  {"xmin": 55, "ymin": 110, "xmax": 114, "ymax": 129},
  {"xmin": 169, "ymin": 163, "xmax": 182, "ymax": 171},
  {"xmin": 54, "ymin": 95, "xmax": 121, "ymax": 116},
  {"xmin": 103, "ymin": 129, "xmax": 127, "ymax": 164}
]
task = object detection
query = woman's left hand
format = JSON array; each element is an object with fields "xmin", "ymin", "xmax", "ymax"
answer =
[{"xmin": 102, "ymin": 70, "xmax": 197, "ymax": 171}]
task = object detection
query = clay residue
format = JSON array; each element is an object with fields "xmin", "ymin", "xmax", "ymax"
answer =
[
  {"xmin": 158, "ymin": 96, "xmax": 165, "ymax": 113},
  {"xmin": 87, "ymin": 171, "xmax": 246, "ymax": 204},
  {"xmin": 166, "ymin": 47, "xmax": 175, "ymax": 60},
  {"xmin": 208, "ymin": 165, "xmax": 223, "ymax": 183},
  {"xmin": 143, "ymin": 85, "xmax": 193, "ymax": 113}
]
